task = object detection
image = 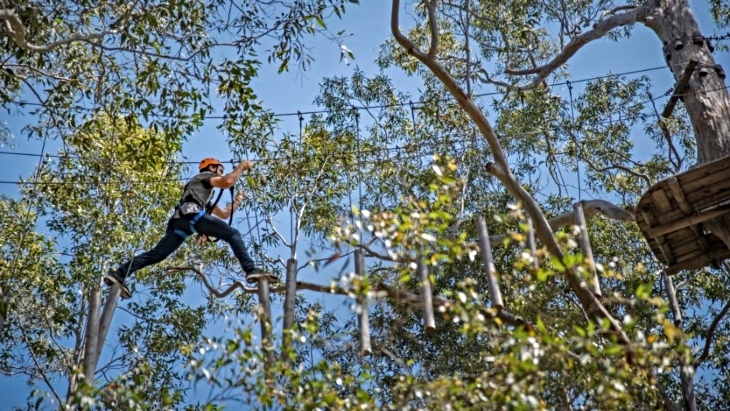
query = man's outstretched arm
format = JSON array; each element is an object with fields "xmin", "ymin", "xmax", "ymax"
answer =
[{"xmin": 210, "ymin": 160, "xmax": 253, "ymax": 188}]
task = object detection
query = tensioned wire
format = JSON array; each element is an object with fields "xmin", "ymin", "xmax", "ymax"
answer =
[
  {"xmin": 4, "ymin": 63, "xmax": 688, "ymax": 119},
  {"xmin": 2, "ymin": 79, "xmax": 725, "ymax": 188}
]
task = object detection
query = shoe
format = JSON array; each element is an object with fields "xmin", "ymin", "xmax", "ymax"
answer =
[
  {"xmin": 104, "ymin": 270, "xmax": 132, "ymax": 300},
  {"xmin": 246, "ymin": 268, "xmax": 278, "ymax": 284}
]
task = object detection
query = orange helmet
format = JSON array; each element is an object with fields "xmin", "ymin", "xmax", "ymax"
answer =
[{"xmin": 199, "ymin": 157, "xmax": 223, "ymax": 172}]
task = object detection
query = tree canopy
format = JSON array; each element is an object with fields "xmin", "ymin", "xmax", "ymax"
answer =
[{"xmin": 2, "ymin": 0, "xmax": 730, "ymax": 410}]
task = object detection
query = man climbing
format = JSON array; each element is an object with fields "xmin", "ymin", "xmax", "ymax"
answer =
[{"xmin": 104, "ymin": 158, "xmax": 275, "ymax": 299}]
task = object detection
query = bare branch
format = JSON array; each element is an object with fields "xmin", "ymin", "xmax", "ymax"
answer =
[
  {"xmin": 3, "ymin": 63, "xmax": 74, "ymax": 81},
  {"xmin": 295, "ymin": 156, "xmax": 330, "ymax": 248},
  {"xmin": 1, "ymin": 9, "xmax": 118, "ymax": 53},
  {"xmin": 266, "ymin": 216, "xmax": 292, "ymax": 248},
  {"xmin": 361, "ymin": 242, "xmax": 402, "ymax": 262},
  {"xmin": 503, "ymin": 4, "xmax": 649, "ymax": 89},
  {"xmin": 600, "ymin": 5, "xmax": 638, "ymax": 21},
  {"xmin": 589, "ymin": 163, "xmax": 653, "ymax": 187},
  {"xmin": 167, "ymin": 265, "xmax": 532, "ymax": 330},
  {"xmin": 425, "ymin": 0, "xmax": 439, "ymax": 58},
  {"xmin": 166, "ymin": 266, "xmax": 262, "ymax": 298},
  {"xmin": 693, "ymin": 299, "xmax": 730, "ymax": 367},
  {"xmin": 17, "ymin": 319, "xmax": 63, "ymax": 405}
]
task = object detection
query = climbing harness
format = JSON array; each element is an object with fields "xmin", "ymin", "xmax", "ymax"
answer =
[
  {"xmin": 204, "ymin": 186, "xmax": 236, "ymax": 243},
  {"xmin": 173, "ymin": 159, "xmax": 238, "ymax": 241}
]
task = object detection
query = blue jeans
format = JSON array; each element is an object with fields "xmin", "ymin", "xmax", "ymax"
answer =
[{"xmin": 116, "ymin": 214, "xmax": 256, "ymax": 279}]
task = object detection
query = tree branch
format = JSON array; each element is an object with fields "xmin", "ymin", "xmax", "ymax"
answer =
[
  {"xmin": 590, "ymin": 163, "xmax": 653, "ymax": 187},
  {"xmin": 693, "ymin": 299, "xmax": 730, "ymax": 367},
  {"xmin": 17, "ymin": 319, "xmax": 63, "ymax": 405},
  {"xmin": 1, "ymin": 9, "xmax": 118, "ymax": 53},
  {"xmin": 503, "ymin": 4, "xmax": 649, "ymax": 89},
  {"xmin": 425, "ymin": 0, "xmax": 439, "ymax": 58},
  {"xmin": 266, "ymin": 216, "xmax": 292, "ymax": 248},
  {"xmin": 167, "ymin": 265, "xmax": 532, "ymax": 330},
  {"xmin": 487, "ymin": 198, "xmax": 636, "ymax": 247},
  {"xmin": 393, "ymin": 0, "xmax": 630, "ymax": 345}
]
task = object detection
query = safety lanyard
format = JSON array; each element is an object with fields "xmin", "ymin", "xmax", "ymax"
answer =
[{"xmin": 203, "ymin": 186, "xmax": 235, "ymax": 242}]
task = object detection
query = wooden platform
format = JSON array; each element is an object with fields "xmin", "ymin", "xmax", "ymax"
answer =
[{"xmin": 635, "ymin": 156, "xmax": 730, "ymax": 274}]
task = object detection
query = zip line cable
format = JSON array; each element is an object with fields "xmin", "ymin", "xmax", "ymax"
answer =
[
  {"xmin": 3, "ymin": 63, "xmax": 686, "ymax": 121},
  {"xmin": 0, "ymin": 82, "xmax": 682, "ymax": 168},
  {"xmin": 2, "ymin": 81, "xmax": 726, "ymax": 190}
]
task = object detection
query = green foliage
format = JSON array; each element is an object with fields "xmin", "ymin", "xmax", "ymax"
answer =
[{"xmin": 4, "ymin": 0, "xmax": 730, "ymax": 409}]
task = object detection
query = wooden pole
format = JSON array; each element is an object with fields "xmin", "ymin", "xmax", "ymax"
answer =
[
  {"xmin": 573, "ymin": 202, "xmax": 602, "ymax": 297},
  {"xmin": 526, "ymin": 216, "xmax": 539, "ymax": 272},
  {"xmin": 663, "ymin": 271, "xmax": 683, "ymax": 326},
  {"xmin": 0, "ymin": 286, "xmax": 8, "ymax": 333},
  {"xmin": 476, "ymin": 216, "xmax": 504, "ymax": 309},
  {"xmin": 82, "ymin": 286, "xmax": 102, "ymax": 382},
  {"xmin": 95, "ymin": 284, "xmax": 121, "ymax": 368},
  {"xmin": 355, "ymin": 249, "xmax": 371, "ymax": 356},
  {"xmin": 281, "ymin": 258, "xmax": 298, "ymax": 365},
  {"xmin": 257, "ymin": 278, "xmax": 275, "ymax": 387},
  {"xmin": 662, "ymin": 271, "xmax": 696, "ymax": 411},
  {"xmin": 417, "ymin": 260, "xmax": 436, "ymax": 333}
]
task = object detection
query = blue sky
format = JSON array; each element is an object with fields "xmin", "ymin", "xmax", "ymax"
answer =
[{"xmin": 1, "ymin": 0, "xmax": 728, "ymax": 408}]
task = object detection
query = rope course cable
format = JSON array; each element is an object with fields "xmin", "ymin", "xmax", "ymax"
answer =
[
  {"xmin": 3, "ymin": 63, "xmax": 689, "ymax": 121},
  {"xmin": 2, "ymin": 81, "xmax": 726, "ymax": 193},
  {"xmin": 2, "ymin": 68, "xmax": 719, "ymax": 170}
]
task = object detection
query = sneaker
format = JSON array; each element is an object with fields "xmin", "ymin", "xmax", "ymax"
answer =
[
  {"xmin": 246, "ymin": 268, "xmax": 278, "ymax": 284},
  {"xmin": 104, "ymin": 270, "xmax": 132, "ymax": 300}
]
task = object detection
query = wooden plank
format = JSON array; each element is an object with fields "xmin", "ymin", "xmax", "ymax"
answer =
[
  {"xmin": 574, "ymin": 202, "xmax": 601, "ymax": 297},
  {"xmin": 685, "ymin": 187, "xmax": 730, "ymax": 211},
  {"xmin": 648, "ymin": 204, "xmax": 730, "ymax": 238},
  {"xmin": 667, "ymin": 177, "xmax": 693, "ymax": 214},
  {"xmin": 662, "ymin": 59, "xmax": 698, "ymax": 118},
  {"xmin": 648, "ymin": 208, "xmax": 687, "ymax": 227},
  {"xmin": 651, "ymin": 189, "xmax": 674, "ymax": 213},
  {"xmin": 258, "ymin": 278, "xmax": 275, "ymax": 388},
  {"xmin": 641, "ymin": 210, "xmax": 675, "ymax": 265},
  {"xmin": 281, "ymin": 258, "xmax": 298, "ymax": 365},
  {"xmin": 675, "ymin": 159, "xmax": 730, "ymax": 193},
  {"xmin": 476, "ymin": 216, "xmax": 505, "ymax": 308},
  {"xmin": 82, "ymin": 287, "xmax": 102, "ymax": 382},
  {"xmin": 672, "ymin": 236, "xmax": 706, "ymax": 257},
  {"xmin": 662, "ymin": 227, "xmax": 701, "ymax": 245},
  {"xmin": 355, "ymin": 249, "xmax": 371, "ymax": 356}
]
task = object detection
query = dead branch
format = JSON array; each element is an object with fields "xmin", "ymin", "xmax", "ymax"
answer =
[
  {"xmin": 166, "ymin": 266, "xmax": 264, "ymax": 297},
  {"xmin": 1, "ymin": 9, "xmax": 118, "ymax": 53},
  {"xmin": 167, "ymin": 265, "xmax": 532, "ymax": 331}
]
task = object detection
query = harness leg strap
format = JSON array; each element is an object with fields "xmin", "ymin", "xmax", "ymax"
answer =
[{"xmin": 189, "ymin": 210, "xmax": 207, "ymax": 233}]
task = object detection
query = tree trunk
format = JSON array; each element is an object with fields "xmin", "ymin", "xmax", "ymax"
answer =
[{"xmin": 643, "ymin": 0, "xmax": 730, "ymax": 249}]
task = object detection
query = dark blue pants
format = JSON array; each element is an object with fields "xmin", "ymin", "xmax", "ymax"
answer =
[{"xmin": 116, "ymin": 214, "xmax": 256, "ymax": 279}]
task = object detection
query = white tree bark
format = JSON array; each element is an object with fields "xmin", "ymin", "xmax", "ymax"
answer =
[{"xmin": 642, "ymin": 0, "xmax": 730, "ymax": 250}]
